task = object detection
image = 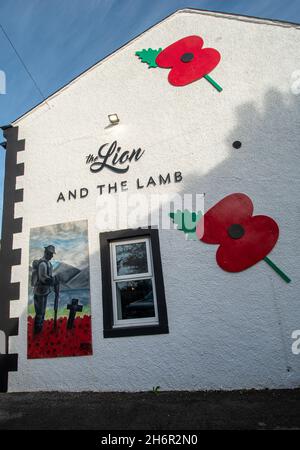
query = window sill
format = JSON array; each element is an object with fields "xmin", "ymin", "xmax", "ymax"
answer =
[{"xmin": 103, "ymin": 323, "xmax": 169, "ymax": 338}]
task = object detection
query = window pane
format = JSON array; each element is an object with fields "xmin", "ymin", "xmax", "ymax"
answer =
[
  {"xmin": 115, "ymin": 241, "xmax": 148, "ymax": 276},
  {"xmin": 116, "ymin": 279, "xmax": 155, "ymax": 320}
]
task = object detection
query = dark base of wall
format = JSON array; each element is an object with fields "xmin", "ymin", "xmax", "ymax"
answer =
[{"xmin": 0, "ymin": 388, "xmax": 299, "ymax": 430}]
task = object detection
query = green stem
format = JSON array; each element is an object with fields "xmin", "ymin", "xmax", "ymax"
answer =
[
  {"xmin": 263, "ymin": 256, "xmax": 291, "ymax": 283},
  {"xmin": 204, "ymin": 74, "xmax": 223, "ymax": 92}
]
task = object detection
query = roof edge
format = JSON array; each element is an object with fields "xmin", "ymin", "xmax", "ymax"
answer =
[
  {"xmin": 12, "ymin": 7, "xmax": 300, "ymax": 125},
  {"xmin": 178, "ymin": 7, "xmax": 300, "ymax": 28}
]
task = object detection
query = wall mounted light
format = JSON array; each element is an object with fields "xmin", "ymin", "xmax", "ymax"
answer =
[{"xmin": 108, "ymin": 114, "xmax": 120, "ymax": 125}]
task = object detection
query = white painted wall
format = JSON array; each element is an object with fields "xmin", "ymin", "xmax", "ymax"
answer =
[{"xmin": 8, "ymin": 10, "xmax": 300, "ymax": 391}]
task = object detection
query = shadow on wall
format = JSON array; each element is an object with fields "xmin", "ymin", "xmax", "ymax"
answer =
[
  {"xmin": 10, "ymin": 87, "xmax": 300, "ymax": 391},
  {"xmin": 182, "ymin": 88, "xmax": 300, "ymax": 201},
  {"xmin": 158, "ymin": 88, "xmax": 300, "ymax": 388}
]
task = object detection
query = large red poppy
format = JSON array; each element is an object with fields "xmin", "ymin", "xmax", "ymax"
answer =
[
  {"xmin": 196, "ymin": 193, "xmax": 279, "ymax": 272},
  {"xmin": 155, "ymin": 35, "xmax": 221, "ymax": 87}
]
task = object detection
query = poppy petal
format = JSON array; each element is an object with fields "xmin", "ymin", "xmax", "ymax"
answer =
[
  {"xmin": 197, "ymin": 193, "xmax": 253, "ymax": 244},
  {"xmin": 156, "ymin": 35, "xmax": 204, "ymax": 67},
  {"xmin": 216, "ymin": 215, "xmax": 279, "ymax": 272},
  {"xmin": 168, "ymin": 48, "xmax": 221, "ymax": 86}
]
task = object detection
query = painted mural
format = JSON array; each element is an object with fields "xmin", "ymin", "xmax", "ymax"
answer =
[{"xmin": 27, "ymin": 220, "xmax": 92, "ymax": 359}]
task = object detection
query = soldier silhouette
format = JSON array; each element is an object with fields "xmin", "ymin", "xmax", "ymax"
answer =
[{"xmin": 32, "ymin": 245, "xmax": 58, "ymax": 333}]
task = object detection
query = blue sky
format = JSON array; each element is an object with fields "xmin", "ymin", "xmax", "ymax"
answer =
[{"xmin": 1, "ymin": 0, "xmax": 300, "ymax": 231}]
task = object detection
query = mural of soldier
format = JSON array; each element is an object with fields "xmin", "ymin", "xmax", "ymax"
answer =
[
  {"xmin": 27, "ymin": 220, "xmax": 92, "ymax": 359},
  {"xmin": 32, "ymin": 245, "xmax": 59, "ymax": 333}
]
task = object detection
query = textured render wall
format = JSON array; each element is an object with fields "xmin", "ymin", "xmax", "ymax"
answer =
[{"xmin": 8, "ymin": 10, "xmax": 300, "ymax": 391}]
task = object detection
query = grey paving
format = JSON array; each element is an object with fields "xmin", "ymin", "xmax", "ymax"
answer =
[{"xmin": 0, "ymin": 389, "xmax": 299, "ymax": 430}]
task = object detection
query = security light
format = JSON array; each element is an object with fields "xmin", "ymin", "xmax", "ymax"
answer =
[{"xmin": 108, "ymin": 114, "xmax": 120, "ymax": 125}]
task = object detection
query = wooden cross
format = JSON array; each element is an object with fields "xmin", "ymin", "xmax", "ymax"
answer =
[{"xmin": 67, "ymin": 298, "xmax": 83, "ymax": 329}]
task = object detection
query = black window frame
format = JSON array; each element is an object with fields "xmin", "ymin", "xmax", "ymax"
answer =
[{"xmin": 100, "ymin": 228, "xmax": 169, "ymax": 338}]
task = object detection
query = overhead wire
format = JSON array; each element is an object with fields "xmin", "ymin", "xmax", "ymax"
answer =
[{"xmin": 0, "ymin": 21, "xmax": 50, "ymax": 107}]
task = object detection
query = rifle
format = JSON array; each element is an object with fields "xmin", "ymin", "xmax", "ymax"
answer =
[{"xmin": 53, "ymin": 277, "xmax": 60, "ymax": 329}]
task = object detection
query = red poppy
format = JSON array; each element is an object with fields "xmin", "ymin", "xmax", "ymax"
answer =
[
  {"xmin": 27, "ymin": 315, "xmax": 92, "ymax": 359},
  {"xmin": 196, "ymin": 193, "xmax": 279, "ymax": 272},
  {"xmin": 155, "ymin": 35, "xmax": 221, "ymax": 87}
]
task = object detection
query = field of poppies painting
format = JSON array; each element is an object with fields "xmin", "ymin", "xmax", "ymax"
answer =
[
  {"xmin": 27, "ymin": 316, "xmax": 92, "ymax": 359},
  {"xmin": 27, "ymin": 220, "xmax": 93, "ymax": 359}
]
